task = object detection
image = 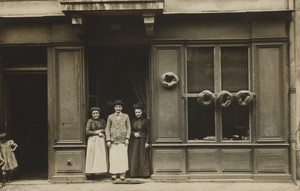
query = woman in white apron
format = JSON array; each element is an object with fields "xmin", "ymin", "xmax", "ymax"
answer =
[{"xmin": 85, "ymin": 107, "xmax": 108, "ymax": 178}]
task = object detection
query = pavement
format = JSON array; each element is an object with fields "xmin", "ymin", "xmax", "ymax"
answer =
[{"xmin": 0, "ymin": 179, "xmax": 299, "ymax": 191}]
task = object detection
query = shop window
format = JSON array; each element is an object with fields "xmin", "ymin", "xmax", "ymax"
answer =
[{"xmin": 186, "ymin": 46, "xmax": 251, "ymax": 142}]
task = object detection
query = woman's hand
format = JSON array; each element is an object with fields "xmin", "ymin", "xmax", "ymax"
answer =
[
  {"xmin": 98, "ymin": 133, "xmax": 104, "ymax": 138},
  {"xmin": 134, "ymin": 132, "xmax": 140, "ymax": 138},
  {"xmin": 125, "ymin": 139, "xmax": 129, "ymax": 146},
  {"xmin": 107, "ymin": 141, "xmax": 111, "ymax": 148},
  {"xmin": 145, "ymin": 143, "xmax": 150, "ymax": 149}
]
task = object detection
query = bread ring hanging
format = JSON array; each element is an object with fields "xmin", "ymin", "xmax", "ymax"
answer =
[
  {"xmin": 160, "ymin": 72, "xmax": 179, "ymax": 88},
  {"xmin": 236, "ymin": 90, "xmax": 254, "ymax": 106},
  {"xmin": 197, "ymin": 90, "xmax": 215, "ymax": 106},
  {"xmin": 217, "ymin": 90, "xmax": 232, "ymax": 108}
]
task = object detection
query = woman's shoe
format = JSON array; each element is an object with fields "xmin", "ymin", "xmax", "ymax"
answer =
[
  {"xmin": 120, "ymin": 175, "xmax": 125, "ymax": 181},
  {"xmin": 111, "ymin": 175, "xmax": 116, "ymax": 180},
  {"xmin": 120, "ymin": 173, "xmax": 125, "ymax": 181}
]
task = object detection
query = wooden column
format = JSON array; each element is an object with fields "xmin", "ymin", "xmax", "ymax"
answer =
[
  {"xmin": 294, "ymin": 0, "xmax": 300, "ymax": 180},
  {"xmin": 0, "ymin": 62, "xmax": 4, "ymax": 132},
  {"xmin": 289, "ymin": 2, "xmax": 297, "ymax": 181},
  {"xmin": 48, "ymin": 46, "xmax": 87, "ymax": 182}
]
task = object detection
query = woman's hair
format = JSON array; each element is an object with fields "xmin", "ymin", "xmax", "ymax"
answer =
[
  {"xmin": 133, "ymin": 102, "xmax": 144, "ymax": 110},
  {"xmin": 90, "ymin": 107, "xmax": 101, "ymax": 114}
]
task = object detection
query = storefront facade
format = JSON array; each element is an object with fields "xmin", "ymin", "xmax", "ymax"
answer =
[{"xmin": 0, "ymin": 0, "xmax": 299, "ymax": 183}]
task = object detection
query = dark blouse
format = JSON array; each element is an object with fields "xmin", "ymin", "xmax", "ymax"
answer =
[
  {"xmin": 131, "ymin": 117, "xmax": 149, "ymax": 144},
  {"xmin": 85, "ymin": 118, "xmax": 106, "ymax": 136}
]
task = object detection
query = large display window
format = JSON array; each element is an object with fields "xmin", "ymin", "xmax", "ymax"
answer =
[{"xmin": 186, "ymin": 45, "xmax": 252, "ymax": 142}]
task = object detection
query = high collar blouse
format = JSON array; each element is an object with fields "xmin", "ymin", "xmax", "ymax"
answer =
[
  {"xmin": 131, "ymin": 117, "xmax": 149, "ymax": 143},
  {"xmin": 86, "ymin": 118, "xmax": 106, "ymax": 136}
]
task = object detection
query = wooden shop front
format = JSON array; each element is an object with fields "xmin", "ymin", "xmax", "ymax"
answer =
[
  {"xmin": 0, "ymin": 0, "xmax": 294, "ymax": 182},
  {"xmin": 150, "ymin": 13, "xmax": 290, "ymax": 181}
]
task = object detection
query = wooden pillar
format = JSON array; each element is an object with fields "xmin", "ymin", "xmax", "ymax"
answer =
[
  {"xmin": 48, "ymin": 46, "xmax": 87, "ymax": 182},
  {"xmin": 0, "ymin": 60, "xmax": 4, "ymax": 132},
  {"xmin": 289, "ymin": 10, "xmax": 297, "ymax": 182},
  {"xmin": 294, "ymin": 0, "xmax": 300, "ymax": 180}
]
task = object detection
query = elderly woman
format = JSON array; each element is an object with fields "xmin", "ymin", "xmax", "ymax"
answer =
[
  {"xmin": 105, "ymin": 99, "xmax": 131, "ymax": 181},
  {"xmin": 85, "ymin": 107, "xmax": 108, "ymax": 178},
  {"xmin": 128, "ymin": 103, "xmax": 150, "ymax": 178}
]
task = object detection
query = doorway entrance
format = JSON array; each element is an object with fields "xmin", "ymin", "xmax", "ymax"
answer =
[
  {"xmin": 0, "ymin": 46, "xmax": 48, "ymax": 180},
  {"xmin": 87, "ymin": 45, "xmax": 149, "ymax": 119},
  {"xmin": 5, "ymin": 73, "xmax": 48, "ymax": 180}
]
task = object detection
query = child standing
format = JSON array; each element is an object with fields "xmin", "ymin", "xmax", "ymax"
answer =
[
  {"xmin": 0, "ymin": 132, "xmax": 18, "ymax": 185},
  {"xmin": 105, "ymin": 99, "xmax": 131, "ymax": 181},
  {"xmin": 128, "ymin": 103, "xmax": 150, "ymax": 177}
]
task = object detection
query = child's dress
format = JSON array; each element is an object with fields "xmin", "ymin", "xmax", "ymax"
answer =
[{"xmin": 0, "ymin": 140, "xmax": 18, "ymax": 171}]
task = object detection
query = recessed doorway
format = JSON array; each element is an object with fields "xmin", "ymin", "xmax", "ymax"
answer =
[
  {"xmin": 1, "ymin": 46, "xmax": 48, "ymax": 180},
  {"xmin": 87, "ymin": 45, "xmax": 149, "ymax": 119}
]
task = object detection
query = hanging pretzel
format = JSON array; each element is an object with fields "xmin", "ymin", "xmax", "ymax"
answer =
[
  {"xmin": 160, "ymin": 72, "xmax": 179, "ymax": 88},
  {"xmin": 236, "ymin": 90, "xmax": 254, "ymax": 106},
  {"xmin": 217, "ymin": 90, "xmax": 232, "ymax": 108},
  {"xmin": 197, "ymin": 90, "xmax": 215, "ymax": 106}
]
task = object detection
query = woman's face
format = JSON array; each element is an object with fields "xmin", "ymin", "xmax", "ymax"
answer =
[
  {"xmin": 92, "ymin": 110, "xmax": 100, "ymax": 119},
  {"xmin": 114, "ymin": 105, "xmax": 123, "ymax": 113},
  {"xmin": 135, "ymin": 109, "xmax": 143, "ymax": 118}
]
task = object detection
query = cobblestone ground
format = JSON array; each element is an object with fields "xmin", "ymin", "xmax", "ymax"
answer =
[{"xmin": 0, "ymin": 180, "xmax": 299, "ymax": 191}]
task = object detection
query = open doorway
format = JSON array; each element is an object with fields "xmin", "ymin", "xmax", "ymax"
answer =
[
  {"xmin": 87, "ymin": 45, "xmax": 149, "ymax": 119},
  {"xmin": 0, "ymin": 46, "xmax": 48, "ymax": 180},
  {"xmin": 5, "ymin": 74, "xmax": 48, "ymax": 180}
]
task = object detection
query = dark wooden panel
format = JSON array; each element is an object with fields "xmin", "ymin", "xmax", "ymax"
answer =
[
  {"xmin": 0, "ymin": 22, "xmax": 82, "ymax": 44},
  {"xmin": 187, "ymin": 149, "xmax": 218, "ymax": 172},
  {"xmin": 153, "ymin": 148, "xmax": 185, "ymax": 173},
  {"xmin": 221, "ymin": 149, "xmax": 252, "ymax": 172},
  {"xmin": 52, "ymin": 23, "xmax": 83, "ymax": 43},
  {"xmin": 85, "ymin": 16, "xmax": 146, "ymax": 43},
  {"xmin": 152, "ymin": 45, "xmax": 183, "ymax": 143},
  {"xmin": 154, "ymin": 16, "xmax": 251, "ymax": 40},
  {"xmin": 252, "ymin": 19, "xmax": 287, "ymax": 38},
  {"xmin": 254, "ymin": 148, "xmax": 288, "ymax": 173},
  {"xmin": 54, "ymin": 47, "xmax": 86, "ymax": 143},
  {"xmin": 255, "ymin": 44, "xmax": 284, "ymax": 141},
  {"xmin": 54, "ymin": 150, "xmax": 85, "ymax": 173}
]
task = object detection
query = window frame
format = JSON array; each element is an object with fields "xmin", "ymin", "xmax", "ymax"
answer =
[{"xmin": 184, "ymin": 44, "xmax": 254, "ymax": 144}]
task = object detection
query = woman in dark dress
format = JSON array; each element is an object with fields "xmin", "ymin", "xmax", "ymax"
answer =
[{"xmin": 128, "ymin": 103, "xmax": 150, "ymax": 177}]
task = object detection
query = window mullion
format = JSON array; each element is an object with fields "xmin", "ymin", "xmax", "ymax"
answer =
[{"xmin": 214, "ymin": 45, "xmax": 222, "ymax": 143}]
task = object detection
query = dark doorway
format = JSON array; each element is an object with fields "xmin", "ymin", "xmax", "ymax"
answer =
[
  {"xmin": 6, "ymin": 73, "xmax": 48, "ymax": 180},
  {"xmin": 87, "ymin": 45, "xmax": 149, "ymax": 119}
]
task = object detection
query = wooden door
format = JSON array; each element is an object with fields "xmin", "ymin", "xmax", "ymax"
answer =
[{"xmin": 48, "ymin": 46, "xmax": 87, "ymax": 181}]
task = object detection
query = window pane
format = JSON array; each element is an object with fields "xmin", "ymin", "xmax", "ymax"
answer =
[
  {"xmin": 221, "ymin": 47, "xmax": 248, "ymax": 91},
  {"xmin": 222, "ymin": 101, "xmax": 249, "ymax": 141},
  {"xmin": 188, "ymin": 98, "xmax": 215, "ymax": 141},
  {"xmin": 187, "ymin": 47, "xmax": 214, "ymax": 93}
]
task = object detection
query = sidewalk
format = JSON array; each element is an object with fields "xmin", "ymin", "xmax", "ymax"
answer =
[{"xmin": 0, "ymin": 179, "xmax": 299, "ymax": 191}]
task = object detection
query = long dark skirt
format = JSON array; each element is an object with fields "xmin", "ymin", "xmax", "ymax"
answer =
[{"xmin": 128, "ymin": 137, "xmax": 150, "ymax": 177}]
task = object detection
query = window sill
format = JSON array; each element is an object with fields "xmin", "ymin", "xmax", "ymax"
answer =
[{"xmin": 151, "ymin": 143, "xmax": 289, "ymax": 147}]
